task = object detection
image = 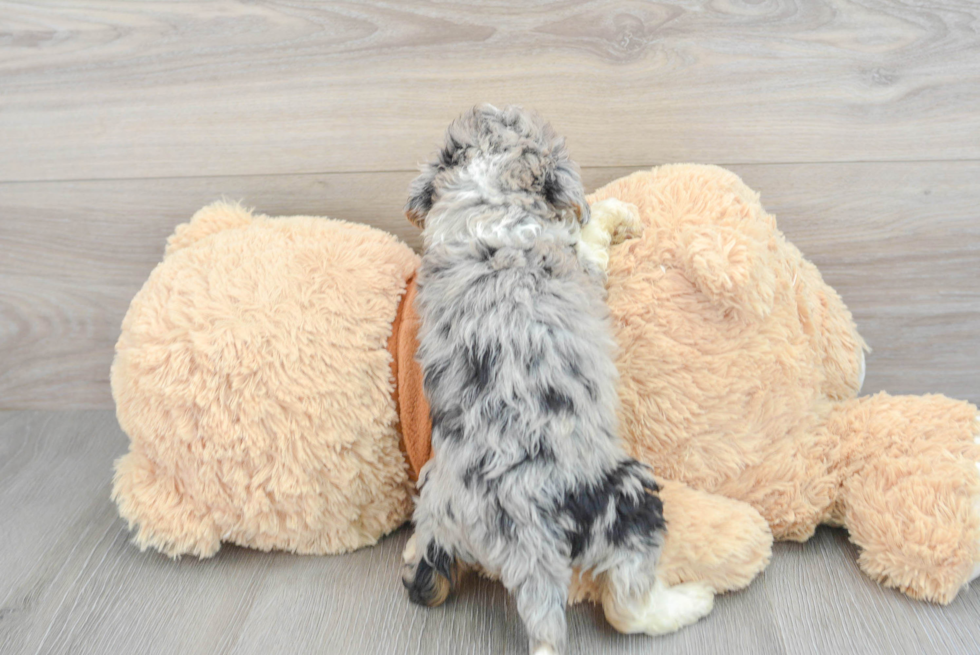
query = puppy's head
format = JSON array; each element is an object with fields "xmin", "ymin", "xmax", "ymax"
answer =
[{"xmin": 406, "ymin": 104, "xmax": 589, "ymax": 231}]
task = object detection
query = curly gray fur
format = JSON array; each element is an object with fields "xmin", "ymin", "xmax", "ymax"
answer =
[{"xmin": 402, "ymin": 105, "xmax": 666, "ymax": 655}]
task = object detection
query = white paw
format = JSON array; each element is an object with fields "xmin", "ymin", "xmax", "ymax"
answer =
[
  {"xmin": 531, "ymin": 644, "xmax": 559, "ymax": 655},
  {"xmin": 970, "ymin": 414, "xmax": 980, "ymax": 583},
  {"xmin": 578, "ymin": 198, "xmax": 642, "ymax": 273},
  {"xmin": 603, "ymin": 579, "xmax": 714, "ymax": 636},
  {"xmin": 589, "ymin": 198, "xmax": 642, "ymax": 245},
  {"xmin": 402, "ymin": 532, "xmax": 417, "ymax": 565}
]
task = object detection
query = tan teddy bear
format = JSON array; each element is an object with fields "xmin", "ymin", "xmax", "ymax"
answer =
[
  {"xmin": 111, "ymin": 164, "xmax": 978, "ymax": 629},
  {"xmin": 110, "ymin": 188, "xmax": 773, "ymax": 631}
]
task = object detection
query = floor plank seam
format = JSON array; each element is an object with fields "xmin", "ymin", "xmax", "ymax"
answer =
[{"xmin": 4, "ymin": 157, "xmax": 980, "ymax": 186}]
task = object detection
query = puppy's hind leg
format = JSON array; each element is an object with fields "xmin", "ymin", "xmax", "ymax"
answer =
[
  {"xmin": 401, "ymin": 530, "xmax": 456, "ymax": 608},
  {"xmin": 601, "ymin": 551, "xmax": 714, "ymax": 636},
  {"xmin": 501, "ymin": 550, "xmax": 573, "ymax": 655}
]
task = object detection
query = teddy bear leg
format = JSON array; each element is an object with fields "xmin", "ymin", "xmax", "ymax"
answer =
[
  {"xmin": 112, "ymin": 449, "xmax": 221, "ymax": 558},
  {"xmin": 831, "ymin": 394, "xmax": 980, "ymax": 604}
]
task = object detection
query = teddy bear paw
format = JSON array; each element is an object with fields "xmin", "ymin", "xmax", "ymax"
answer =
[
  {"xmin": 589, "ymin": 198, "xmax": 643, "ymax": 245},
  {"xmin": 578, "ymin": 199, "xmax": 643, "ymax": 273}
]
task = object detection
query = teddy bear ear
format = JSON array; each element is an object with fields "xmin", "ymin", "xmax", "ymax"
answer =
[
  {"xmin": 679, "ymin": 223, "xmax": 776, "ymax": 320},
  {"xmin": 166, "ymin": 201, "xmax": 255, "ymax": 256}
]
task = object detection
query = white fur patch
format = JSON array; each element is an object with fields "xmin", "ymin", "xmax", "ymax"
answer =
[
  {"xmin": 402, "ymin": 532, "xmax": 417, "ymax": 565},
  {"xmin": 604, "ymin": 578, "xmax": 714, "ymax": 636},
  {"xmin": 577, "ymin": 198, "xmax": 641, "ymax": 272},
  {"xmin": 531, "ymin": 644, "xmax": 559, "ymax": 655}
]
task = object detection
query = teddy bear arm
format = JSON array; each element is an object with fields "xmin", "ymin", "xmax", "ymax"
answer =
[
  {"xmin": 830, "ymin": 393, "xmax": 980, "ymax": 604},
  {"xmin": 112, "ymin": 449, "xmax": 222, "ymax": 558},
  {"xmin": 574, "ymin": 197, "xmax": 643, "ymax": 289}
]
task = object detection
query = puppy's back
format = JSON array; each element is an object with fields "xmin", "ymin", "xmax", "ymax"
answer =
[{"xmin": 415, "ymin": 234, "xmax": 624, "ymax": 501}]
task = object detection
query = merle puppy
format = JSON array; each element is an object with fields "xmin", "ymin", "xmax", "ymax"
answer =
[{"xmin": 401, "ymin": 105, "xmax": 712, "ymax": 655}]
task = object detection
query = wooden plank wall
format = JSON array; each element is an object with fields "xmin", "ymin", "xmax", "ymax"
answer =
[{"xmin": 1, "ymin": 1, "xmax": 978, "ymax": 409}]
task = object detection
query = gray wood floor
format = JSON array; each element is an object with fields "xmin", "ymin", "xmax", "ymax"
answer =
[{"xmin": 2, "ymin": 410, "xmax": 980, "ymax": 655}]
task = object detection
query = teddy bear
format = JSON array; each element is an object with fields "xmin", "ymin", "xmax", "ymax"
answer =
[
  {"xmin": 110, "ymin": 189, "xmax": 772, "ymax": 630},
  {"xmin": 111, "ymin": 163, "xmax": 979, "ymax": 625}
]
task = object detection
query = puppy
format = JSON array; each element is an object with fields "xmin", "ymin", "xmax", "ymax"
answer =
[{"xmin": 401, "ymin": 105, "xmax": 712, "ymax": 654}]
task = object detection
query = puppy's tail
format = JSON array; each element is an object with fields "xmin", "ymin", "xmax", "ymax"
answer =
[{"xmin": 402, "ymin": 534, "xmax": 456, "ymax": 607}]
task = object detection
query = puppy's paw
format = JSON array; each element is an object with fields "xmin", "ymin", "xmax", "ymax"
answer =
[
  {"xmin": 655, "ymin": 581, "xmax": 715, "ymax": 632},
  {"xmin": 530, "ymin": 643, "xmax": 559, "ymax": 655},
  {"xmin": 589, "ymin": 198, "xmax": 642, "ymax": 245},
  {"xmin": 603, "ymin": 579, "xmax": 714, "ymax": 636},
  {"xmin": 403, "ymin": 532, "xmax": 418, "ymax": 565}
]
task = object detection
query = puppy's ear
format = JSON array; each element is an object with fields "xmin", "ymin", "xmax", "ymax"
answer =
[
  {"xmin": 544, "ymin": 159, "xmax": 590, "ymax": 225},
  {"xmin": 406, "ymin": 164, "xmax": 437, "ymax": 229}
]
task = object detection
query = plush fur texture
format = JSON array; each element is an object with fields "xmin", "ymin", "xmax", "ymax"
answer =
[
  {"xmin": 111, "ymin": 161, "xmax": 979, "ymax": 614},
  {"xmin": 401, "ymin": 106, "xmax": 672, "ymax": 654},
  {"xmin": 111, "ymin": 202, "xmax": 418, "ymax": 557}
]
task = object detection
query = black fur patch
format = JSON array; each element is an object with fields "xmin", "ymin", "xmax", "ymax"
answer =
[
  {"xmin": 542, "ymin": 171, "xmax": 563, "ymax": 208},
  {"xmin": 462, "ymin": 342, "xmax": 498, "ymax": 393},
  {"xmin": 404, "ymin": 542, "xmax": 455, "ymax": 607},
  {"xmin": 607, "ymin": 478, "xmax": 664, "ymax": 549},
  {"xmin": 411, "ymin": 179, "xmax": 436, "ymax": 216},
  {"xmin": 423, "ymin": 358, "xmax": 450, "ymax": 392},
  {"xmin": 568, "ymin": 361, "xmax": 599, "ymax": 402},
  {"xmin": 476, "ymin": 243, "xmax": 499, "ymax": 261},
  {"xmin": 439, "ymin": 135, "xmax": 464, "ymax": 168},
  {"xmin": 496, "ymin": 502, "xmax": 517, "ymax": 540},
  {"xmin": 559, "ymin": 461, "xmax": 664, "ymax": 559},
  {"xmin": 541, "ymin": 385, "xmax": 575, "ymax": 415},
  {"xmin": 463, "ymin": 452, "xmax": 491, "ymax": 489},
  {"xmin": 431, "ymin": 406, "xmax": 464, "ymax": 444},
  {"xmin": 426, "ymin": 542, "xmax": 455, "ymax": 582}
]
